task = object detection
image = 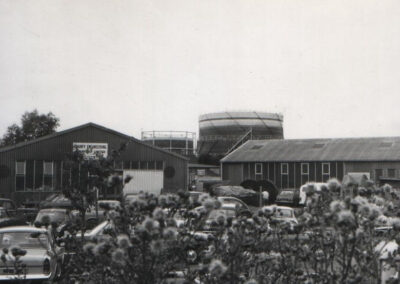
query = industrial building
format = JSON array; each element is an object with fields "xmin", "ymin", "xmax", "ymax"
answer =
[
  {"xmin": 0, "ymin": 123, "xmax": 188, "ymax": 205},
  {"xmin": 141, "ymin": 130, "xmax": 196, "ymax": 157},
  {"xmin": 221, "ymin": 137, "xmax": 400, "ymax": 190},
  {"xmin": 197, "ymin": 111, "xmax": 284, "ymax": 160}
]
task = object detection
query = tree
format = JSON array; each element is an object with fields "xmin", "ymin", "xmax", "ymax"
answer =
[{"xmin": 0, "ymin": 109, "xmax": 60, "ymax": 146}]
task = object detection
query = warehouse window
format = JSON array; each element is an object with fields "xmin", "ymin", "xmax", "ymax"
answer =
[
  {"xmin": 43, "ymin": 161, "xmax": 54, "ymax": 190},
  {"xmin": 388, "ymin": 169, "xmax": 396, "ymax": 178},
  {"xmin": 139, "ymin": 161, "xmax": 148, "ymax": 170},
  {"xmin": 322, "ymin": 163, "xmax": 330, "ymax": 175},
  {"xmin": 301, "ymin": 163, "xmax": 309, "ymax": 175},
  {"xmin": 61, "ymin": 161, "xmax": 72, "ymax": 187},
  {"xmin": 375, "ymin": 169, "xmax": 383, "ymax": 181},
  {"xmin": 123, "ymin": 161, "xmax": 131, "ymax": 170},
  {"xmin": 15, "ymin": 161, "xmax": 26, "ymax": 191},
  {"xmin": 255, "ymin": 163, "xmax": 263, "ymax": 181},
  {"xmin": 148, "ymin": 161, "xmax": 156, "ymax": 170},
  {"xmin": 281, "ymin": 163, "xmax": 288, "ymax": 175},
  {"xmin": 114, "ymin": 161, "xmax": 123, "ymax": 171},
  {"xmin": 25, "ymin": 160, "xmax": 34, "ymax": 191},
  {"xmin": 255, "ymin": 163, "xmax": 263, "ymax": 175},
  {"xmin": 156, "ymin": 161, "xmax": 164, "ymax": 170}
]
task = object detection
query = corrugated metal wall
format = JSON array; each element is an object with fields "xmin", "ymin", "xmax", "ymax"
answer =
[{"xmin": 0, "ymin": 124, "xmax": 188, "ymax": 204}]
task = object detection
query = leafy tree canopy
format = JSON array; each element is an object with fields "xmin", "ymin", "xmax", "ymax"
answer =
[{"xmin": 0, "ymin": 109, "xmax": 60, "ymax": 147}]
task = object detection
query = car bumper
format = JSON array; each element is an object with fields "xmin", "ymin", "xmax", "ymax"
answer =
[{"xmin": 0, "ymin": 274, "xmax": 52, "ymax": 280}]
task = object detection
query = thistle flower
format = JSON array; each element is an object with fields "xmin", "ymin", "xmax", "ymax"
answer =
[
  {"xmin": 11, "ymin": 246, "xmax": 26, "ymax": 257},
  {"xmin": 392, "ymin": 218, "xmax": 400, "ymax": 231},
  {"xmin": 165, "ymin": 217, "xmax": 178, "ymax": 227},
  {"xmin": 152, "ymin": 207, "xmax": 166, "ymax": 221},
  {"xmin": 382, "ymin": 184, "xmax": 393, "ymax": 193},
  {"xmin": 199, "ymin": 193, "xmax": 211, "ymax": 203},
  {"xmin": 327, "ymin": 178, "xmax": 341, "ymax": 192},
  {"xmin": 337, "ymin": 210, "xmax": 356, "ymax": 228},
  {"xmin": 373, "ymin": 196, "xmax": 385, "ymax": 207},
  {"xmin": 142, "ymin": 217, "xmax": 160, "ymax": 233},
  {"xmin": 369, "ymin": 204, "xmax": 382, "ymax": 220},
  {"xmin": 150, "ymin": 240, "xmax": 165, "ymax": 255},
  {"xmin": 305, "ymin": 184, "xmax": 316, "ymax": 196},
  {"xmin": 209, "ymin": 259, "xmax": 227, "ymax": 277},
  {"xmin": 111, "ymin": 248, "xmax": 126, "ymax": 265},
  {"xmin": 117, "ymin": 234, "xmax": 131, "ymax": 249},
  {"xmin": 202, "ymin": 198, "xmax": 216, "ymax": 212},
  {"xmin": 216, "ymin": 214, "xmax": 226, "ymax": 226},
  {"xmin": 352, "ymin": 196, "xmax": 368, "ymax": 206},
  {"xmin": 163, "ymin": 227, "xmax": 178, "ymax": 240},
  {"xmin": 83, "ymin": 242, "xmax": 95, "ymax": 254},
  {"xmin": 93, "ymin": 242, "xmax": 108, "ymax": 256},
  {"xmin": 158, "ymin": 195, "xmax": 168, "ymax": 207},
  {"xmin": 40, "ymin": 215, "xmax": 51, "ymax": 226},
  {"xmin": 330, "ymin": 200, "xmax": 345, "ymax": 213}
]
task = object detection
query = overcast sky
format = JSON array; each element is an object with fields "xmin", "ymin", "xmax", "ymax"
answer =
[{"xmin": 1, "ymin": 0, "xmax": 399, "ymax": 140}]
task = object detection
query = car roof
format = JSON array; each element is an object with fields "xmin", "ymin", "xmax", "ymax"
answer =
[
  {"xmin": 194, "ymin": 203, "xmax": 238, "ymax": 212},
  {"xmin": 0, "ymin": 226, "xmax": 47, "ymax": 234},
  {"xmin": 264, "ymin": 205, "xmax": 294, "ymax": 211},
  {"xmin": 38, "ymin": 208, "xmax": 67, "ymax": 212},
  {"xmin": 218, "ymin": 196, "xmax": 242, "ymax": 200}
]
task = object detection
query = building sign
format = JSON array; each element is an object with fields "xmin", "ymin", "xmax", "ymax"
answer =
[{"xmin": 72, "ymin": 143, "xmax": 108, "ymax": 160}]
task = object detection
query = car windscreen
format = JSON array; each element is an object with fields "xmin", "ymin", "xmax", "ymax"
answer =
[
  {"xmin": 0, "ymin": 232, "xmax": 49, "ymax": 249},
  {"xmin": 208, "ymin": 209, "xmax": 236, "ymax": 220},
  {"xmin": 98, "ymin": 201, "xmax": 120, "ymax": 209},
  {"xmin": 274, "ymin": 208, "xmax": 293, "ymax": 218},
  {"xmin": 36, "ymin": 210, "xmax": 67, "ymax": 224}
]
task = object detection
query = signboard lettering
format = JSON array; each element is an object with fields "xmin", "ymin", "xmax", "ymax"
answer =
[{"xmin": 73, "ymin": 143, "xmax": 108, "ymax": 160}]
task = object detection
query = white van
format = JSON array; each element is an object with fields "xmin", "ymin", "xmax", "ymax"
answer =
[{"xmin": 299, "ymin": 182, "xmax": 328, "ymax": 206}]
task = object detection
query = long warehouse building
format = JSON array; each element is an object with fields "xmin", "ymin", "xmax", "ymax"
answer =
[{"xmin": 0, "ymin": 123, "xmax": 188, "ymax": 205}]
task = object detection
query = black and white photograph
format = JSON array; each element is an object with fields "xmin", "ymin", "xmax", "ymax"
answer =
[{"xmin": 1, "ymin": 0, "xmax": 400, "ymax": 283}]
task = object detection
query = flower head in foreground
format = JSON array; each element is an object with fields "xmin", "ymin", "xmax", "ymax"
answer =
[{"xmin": 209, "ymin": 259, "xmax": 227, "ymax": 277}]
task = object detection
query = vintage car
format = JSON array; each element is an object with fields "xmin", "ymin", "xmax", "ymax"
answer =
[
  {"xmin": 262, "ymin": 205, "xmax": 299, "ymax": 233},
  {"xmin": 0, "ymin": 226, "xmax": 64, "ymax": 281},
  {"xmin": 0, "ymin": 207, "xmax": 28, "ymax": 228},
  {"xmin": 34, "ymin": 208, "xmax": 73, "ymax": 227},
  {"xmin": 71, "ymin": 200, "xmax": 121, "ymax": 230},
  {"xmin": 0, "ymin": 199, "xmax": 17, "ymax": 216}
]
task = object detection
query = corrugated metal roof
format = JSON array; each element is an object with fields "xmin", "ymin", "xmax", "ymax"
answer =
[
  {"xmin": 221, "ymin": 137, "xmax": 400, "ymax": 162},
  {"xmin": 0, "ymin": 122, "xmax": 188, "ymax": 161}
]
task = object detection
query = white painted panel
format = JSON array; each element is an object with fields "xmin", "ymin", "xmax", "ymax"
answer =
[{"xmin": 123, "ymin": 170, "xmax": 164, "ymax": 196}]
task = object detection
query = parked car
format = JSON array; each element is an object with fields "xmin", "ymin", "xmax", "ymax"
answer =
[
  {"xmin": 275, "ymin": 189, "xmax": 300, "ymax": 206},
  {"xmin": 0, "ymin": 198, "xmax": 17, "ymax": 216},
  {"xmin": 217, "ymin": 196, "xmax": 250, "ymax": 211},
  {"xmin": 34, "ymin": 208, "xmax": 73, "ymax": 227},
  {"xmin": 16, "ymin": 207, "xmax": 39, "ymax": 224},
  {"xmin": 71, "ymin": 200, "xmax": 121, "ymax": 230},
  {"xmin": 0, "ymin": 226, "xmax": 64, "ymax": 281},
  {"xmin": 0, "ymin": 207, "xmax": 29, "ymax": 228},
  {"xmin": 299, "ymin": 182, "xmax": 328, "ymax": 206},
  {"xmin": 196, "ymin": 203, "xmax": 252, "ymax": 233},
  {"xmin": 262, "ymin": 205, "xmax": 298, "ymax": 233}
]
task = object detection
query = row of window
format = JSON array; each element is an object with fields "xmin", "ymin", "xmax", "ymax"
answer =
[
  {"xmin": 16, "ymin": 161, "xmax": 55, "ymax": 192},
  {"xmin": 375, "ymin": 168, "xmax": 398, "ymax": 179},
  {"xmin": 254, "ymin": 162, "xmax": 331, "ymax": 176},
  {"xmin": 115, "ymin": 161, "xmax": 164, "ymax": 171},
  {"xmin": 15, "ymin": 160, "xmax": 165, "ymax": 191}
]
